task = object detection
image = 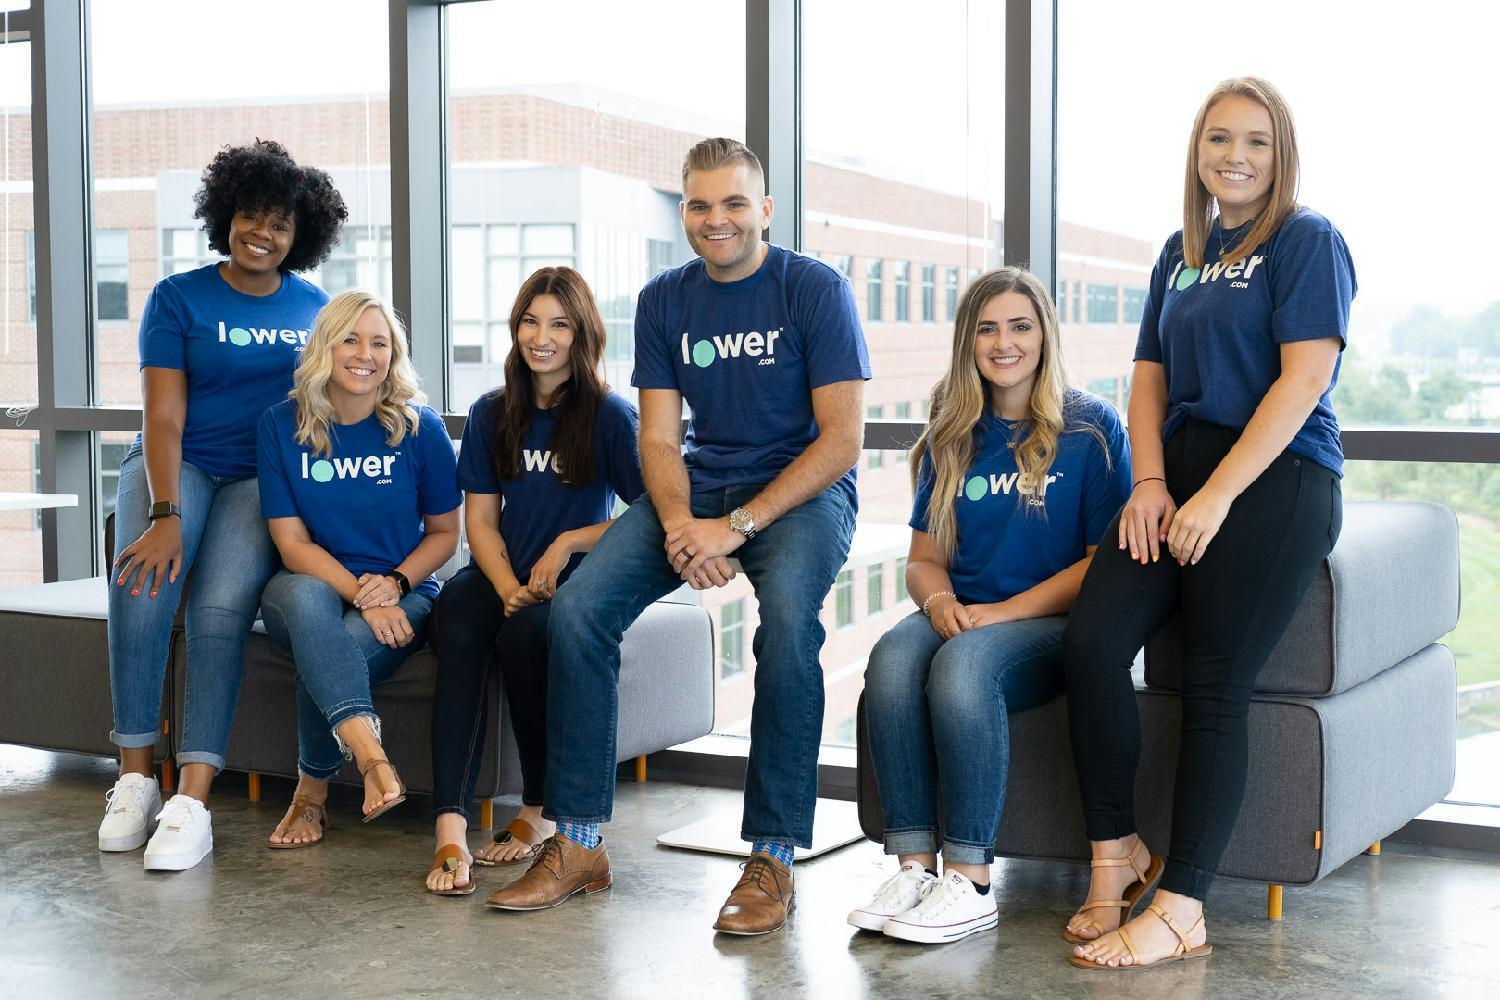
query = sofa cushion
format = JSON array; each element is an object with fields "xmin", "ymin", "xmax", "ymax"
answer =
[
  {"xmin": 1146, "ymin": 501, "xmax": 1459, "ymax": 696},
  {"xmin": 856, "ymin": 642, "xmax": 1456, "ymax": 886},
  {"xmin": 0, "ymin": 578, "xmax": 173, "ymax": 760}
]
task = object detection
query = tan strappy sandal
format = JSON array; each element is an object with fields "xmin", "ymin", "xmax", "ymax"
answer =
[
  {"xmin": 360, "ymin": 757, "xmax": 407, "ymax": 823},
  {"xmin": 472, "ymin": 817, "xmax": 546, "ymax": 867},
  {"xmin": 426, "ymin": 843, "xmax": 477, "ymax": 896},
  {"xmin": 1062, "ymin": 841, "xmax": 1164, "ymax": 943},
  {"xmin": 266, "ymin": 794, "xmax": 330, "ymax": 849},
  {"xmin": 1069, "ymin": 902, "xmax": 1212, "ymax": 971}
]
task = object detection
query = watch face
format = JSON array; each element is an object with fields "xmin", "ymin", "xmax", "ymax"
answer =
[{"xmin": 731, "ymin": 508, "xmax": 754, "ymax": 533}]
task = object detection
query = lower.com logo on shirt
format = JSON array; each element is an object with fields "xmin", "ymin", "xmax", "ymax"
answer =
[
  {"xmin": 218, "ymin": 321, "xmax": 311, "ymax": 348},
  {"xmin": 300, "ymin": 452, "xmax": 397, "ymax": 486},
  {"xmin": 679, "ymin": 329, "xmax": 782, "ymax": 368},
  {"xmin": 963, "ymin": 470, "xmax": 1060, "ymax": 508}
]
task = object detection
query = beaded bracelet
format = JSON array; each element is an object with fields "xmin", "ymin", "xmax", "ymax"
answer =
[{"xmin": 921, "ymin": 590, "xmax": 956, "ymax": 616}]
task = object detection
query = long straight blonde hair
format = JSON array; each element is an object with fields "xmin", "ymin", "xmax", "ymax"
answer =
[
  {"xmin": 289, "ymin": 290, "xmax": 425, "ymax": 458},
  {"xmin": 911, "ymin": 267, "xmax": 1089, "ymax": 563},
  {"xmin": 1183, "ymin": 76, "xmax": 1301, "ymax": 268}
]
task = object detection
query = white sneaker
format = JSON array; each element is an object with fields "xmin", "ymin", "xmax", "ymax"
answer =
[
  {"xmin": 847, "ymin": 860, "xmax": 939, "ymax": 931},
  {"xmin": 98, "ymin": 773, "xmax": 162, "ymax": 852},
  {"xmin": 882, "ymin": 870, "xmax": 999, "ymax": 944},
  {"xmin": 142, "ymin": 795, "xmax": 213, "ymax": 871}
]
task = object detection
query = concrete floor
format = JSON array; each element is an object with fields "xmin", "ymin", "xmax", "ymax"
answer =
[{"xmin": 2, "ymin": 746, "xmax": 1497, "ymax": 1000}]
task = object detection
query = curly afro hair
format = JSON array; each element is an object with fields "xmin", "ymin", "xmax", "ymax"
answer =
[{"xmin": 193, "ymin": 139, "xmax": 348, "ymax": 273}]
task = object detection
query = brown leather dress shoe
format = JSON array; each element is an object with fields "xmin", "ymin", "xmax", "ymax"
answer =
[
  {"xmin": 484, "ymin": 835, "xmax": 612, "ymax": 911},
  {"xmin": 713, "ymin": 852, "xmax": 795, "ymax": 935}
]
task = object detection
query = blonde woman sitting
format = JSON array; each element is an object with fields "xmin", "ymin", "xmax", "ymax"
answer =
[
  {"xmin": 849, "ymin": 267, "xmax": 1131, "ymax": 944},
  {"xmin": 255, "ymin": 290, "xmax": 460, "ymax": 846}
]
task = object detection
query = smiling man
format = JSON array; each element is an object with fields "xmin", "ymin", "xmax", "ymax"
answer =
[{"xmin": 484, "ymin": 138, "xmax": 870, "ymax": 935}]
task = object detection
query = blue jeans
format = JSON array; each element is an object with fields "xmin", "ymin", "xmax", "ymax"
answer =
[
  {"xmin": 545, "ymin": 485, "xmax": 855, "ymax": 847},
  {"xmin": 864, "ymin": 610, "xmax": 1067, "ymax": 865},
  {"xmin": 260, "ymin": 571, "xmax": 433, "ymax": 780},
  {"xmin": 108, "ymin": 446, "xmax": 279, "ymax": 770}
]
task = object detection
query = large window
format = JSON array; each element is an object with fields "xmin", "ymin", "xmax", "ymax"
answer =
[
  {"xmin": 894, "ymin": 261, "xmax": 910, "ymax": 323},
  {"xmin": 1086, "ymin": 282, "xmax": 1119, "ymax": 324},
  {"xmin": 921, "ymin": 264, "xmax": 936, "ymax": 323},
  {"xmin": 88, "ymin": 0, "xmax": 391, "ymax": 407},
  {"xmin": 444, "ymin": 0, "xmax": 741, "ymax": 411},
  {"xmin": 865, "ymin": 259, "xmax": 882, "ymax": 322}
]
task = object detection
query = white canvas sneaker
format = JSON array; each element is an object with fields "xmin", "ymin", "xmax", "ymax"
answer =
[
  {"xmin": 881, "ymin": 870, "xmax": 999, "ymax": 944},
  {"xmin": 142, "ymin": 795, "xmax": 213, "ymax": 871},
  {"xmin": 847, "ymin": 860, "xmax": 939, "ymax": 931},
  {"xmin": 98, "ymin": 773, "xmax": 162, "ymax": 852}
]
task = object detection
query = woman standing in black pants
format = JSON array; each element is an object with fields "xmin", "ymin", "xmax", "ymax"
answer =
[
  {"xmin": 423, "ymin": 267, "xmax": 643, "ymax": 896},
  {"xmin": 1064, "ymin": 77, "xmax": 1355, "ymax": 970}
]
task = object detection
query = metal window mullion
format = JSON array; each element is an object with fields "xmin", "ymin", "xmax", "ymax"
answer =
[
  {"xmin": 746, "ymin": 0, "xmax": 801, "ymax": 251},
  {"xmin": 1003, "ymin": 0, "xmax": 1057, "ymax": 293},
  {"xmin": 31, "ymin": 0, "xmax": 98, "ymax": 581},
  {"xmin": 389, "ymin": 0, "xmax": 448, "ymax": 411}
]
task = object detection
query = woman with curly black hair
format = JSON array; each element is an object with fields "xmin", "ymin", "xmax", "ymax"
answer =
[{"xmin": 99, "ymin": 139, "xmax": 347, "ymax": 873}]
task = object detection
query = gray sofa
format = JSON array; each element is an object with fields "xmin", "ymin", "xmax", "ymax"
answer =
[
  {"xmin": 855, "ymin": 500, "xmax": 1460, "ymax": 916},
  {"xmin": 0, "ymin": 565, "xmax": 715, "ymax": 820}
]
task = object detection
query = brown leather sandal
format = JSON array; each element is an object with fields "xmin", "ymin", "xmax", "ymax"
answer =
[
  {"xmin": 1069, "ymin": 902, "xmax": 1212, "ymax": 970},
  {"xmin": 359, "ymin": 757, "xmax": 407, "ymax": 824},
  {"xmin": 426, "ymin": 843, "xmax": 477, "ymax": 896},
  {"xmin": 267, "ymin": 794, "xmax": 330, "ymax": 849},
  {"xmin": 1063, "ymin": 841, "xmax": 1164, "ymax": 943},
  {"xmin": 473, "ymin": 817, "xmax": 546, "ymax": 866}
]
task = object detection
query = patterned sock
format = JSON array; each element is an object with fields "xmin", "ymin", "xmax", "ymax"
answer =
[
  {"xmin": 558, "ymin": 820, "xmax": 600, "ymax": 849},
  {"xmin": 752, "ymin": 840, "xmax": 794, "ymax": 868}
]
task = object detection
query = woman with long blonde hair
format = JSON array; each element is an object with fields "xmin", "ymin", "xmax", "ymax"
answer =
[
  {"xmin": 851, "ymin": 267, "xmax": 1131, "ymax": 945},
  {"xmin": 1065, "ymin": 77, "xmax": 1353, "ymax": 970},
  {"xmin": 254, "ymin": 290, "xmax": 461, "ymax": 848}
]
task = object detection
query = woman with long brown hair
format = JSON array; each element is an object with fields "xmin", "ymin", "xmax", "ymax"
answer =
[
  {"xmin": 850, "ymin": 267, "xmax": 1130, "ymax": 945},
  {"xmin": 423, "ymin": 266, "xmax": 644, "ymax": 896},
  {"xmin": 1065, "ymin": 77, "xmax": 1354, "ymax": 970}
]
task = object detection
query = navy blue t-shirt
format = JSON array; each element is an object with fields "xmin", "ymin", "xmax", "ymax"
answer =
[
  {"xmin": 138, "ymin": 264, "xmax": 328, "ymax": 479},
  {"xmin": 1135, "ymin": 208, "xmax": 1356, "ymax": 476},
  {"xmin": 911, "ymin": 393, "xmax": 1132, "ymax": 605},
  {"xmin": 457, "ymin": 389, "xmax": 645, "ymax": 583},
  {"xmin": 631, "ymin": 245, "xmax": 871, "ymax": 508},
  {"xmin": 256, "ymin": 400, "xmax": 462, "ymax": 598}
]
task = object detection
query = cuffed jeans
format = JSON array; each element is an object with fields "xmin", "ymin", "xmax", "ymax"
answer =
[
  {"xmin": 1063, "ymin": 418, "xmax": 1341, "ymax": 900},
  {"xmin": 429, "ymin": 564, "xmax": 552, "ymax": 818},
  {"xmin": 544, "ymin": 485, "xmax": 855, "ymax": 848},
  {"xmin": 260, "ymin": 571, "xmax": 433, "ymax": 780},
  {"xmin": 865, "ymin": 610, "xmax": 1066, "ymax": 865},
  {"xmin": 108, "ymin": 446, "xmax": 279, "ymax": 770}
]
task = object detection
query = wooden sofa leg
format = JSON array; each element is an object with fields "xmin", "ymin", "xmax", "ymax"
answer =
[
  {"xmin": 247, "ymin": 772, "xmax": 261, "ymax": 802},
  {"xmin": 635, "ymin": 755, "xmax": 648, "ymax": 783},
  {"xmin": 478, "ymin": 798, "xmax": 493, "ymax": 831},
  {"xmin": 1267, "ymin": 884, "xmax": 1284, "ymax": 920},
  {"xmin": 160, "ymin": 758, "xmax": 174, "ymax": 793},
  {"xmin": 1365, "ymin": 840, "xmax": 1382, "ymax": 855}
]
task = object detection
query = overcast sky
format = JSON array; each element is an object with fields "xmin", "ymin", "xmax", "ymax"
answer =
[{"xmin": 3, "ymin": 0, "xmax": 1495, "ymax": 326}]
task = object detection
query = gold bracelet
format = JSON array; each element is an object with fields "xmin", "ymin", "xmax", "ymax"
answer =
[{"xmin": 921, "ymin": 590, "xmax": 956, "ymax": 616}]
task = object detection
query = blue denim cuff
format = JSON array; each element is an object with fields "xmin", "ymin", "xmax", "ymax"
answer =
[
  {"xmin": 176, "ymin": 750, "xmax": 225, "ymax": 772},
  {"xmin": 941, "ymin": 839, "xmax": 996, "ymax": 866},
  {"xmin": 110, "ymin": 729, "xmax": 160, "ymax": 749},
  {"xmin": 884, "ymin": 829, "xmax": 939, "ymax": 857}
]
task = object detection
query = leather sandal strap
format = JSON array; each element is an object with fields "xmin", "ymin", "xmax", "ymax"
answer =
[
  {"xmin": 360, "ymin": 757, "xmax": 394, "ymax": 779},
  {"xmin": 1078, "ymin": 898, "xmax": 1131, "ymax": 912},
  {"xmin": 430, "ymin": 843, "xmax": 468, "ymax": 875},
  {"xmin": 289, "ymin": 795, "xmax": 330, "ymax": 830},
  {"xmin": 1115, "ymin": 924, "xmax": 1141, "ymax": 966},
  {"xmin": 1146, "ymin": 903, "xmax": 1195, "ymax": 953},
  {"xmin": 504, "ymin": 817, "xmax": 545, "ymax": 848},
  {"xmin": 1089, "ymin": 856, "xmax": 1134, "ymax": 868}
]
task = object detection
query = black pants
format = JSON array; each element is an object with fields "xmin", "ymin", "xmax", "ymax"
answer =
[
  {"xmin": 1063, "ymin": 418, "xmax": 1341, "ymax": 900},
  {"xmin": 429, "ymin": 564, "xmax": 552, "ymax": 816}
]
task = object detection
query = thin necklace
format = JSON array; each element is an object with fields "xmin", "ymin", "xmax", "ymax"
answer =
[{"xmin": 1217, "ymin": 216, "xmax": 1256, "ymax": 261}]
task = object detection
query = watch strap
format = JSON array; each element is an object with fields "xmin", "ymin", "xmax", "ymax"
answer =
[
  {"xmin": 388, "ymin": 569, "xmax": 411, "ymax": 596},
  {"xmin": 148, "ymin": 501, "xmax": 182, "ymax": 521}
]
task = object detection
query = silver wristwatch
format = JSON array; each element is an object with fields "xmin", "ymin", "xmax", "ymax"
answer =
[{"xmin": 728, "ymin": 506, "xmax": 757, "ymax": 541}]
